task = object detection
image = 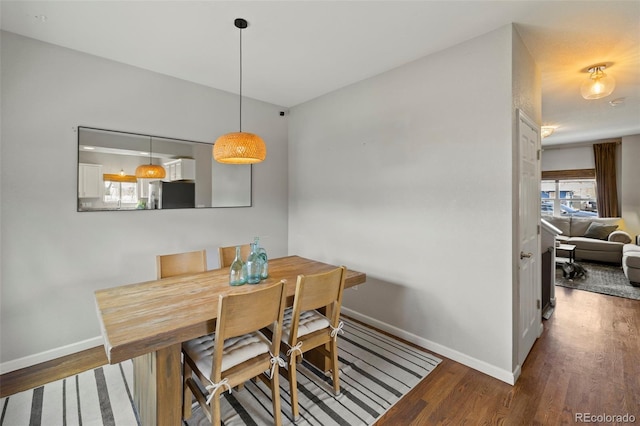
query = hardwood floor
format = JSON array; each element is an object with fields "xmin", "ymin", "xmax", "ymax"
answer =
[
  {"xmin": 2, "ymin": 287, "xmax": 639, "ymax": 424},
  {"xmin": 376, "ymin": 287, "xmax": 640, "ymax": 425}
]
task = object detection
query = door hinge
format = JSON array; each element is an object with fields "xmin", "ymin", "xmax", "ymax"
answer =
[
  {"xmin": 537, "ymin": 299, "xmax": 541, "ymax": 309},
  {"xmin": 537, "ymin": 224, "xmax": 541, "ymax": 234},
  {"xmin": 537, "ymin": 149, "xmax": 541, "ymax": 160}
]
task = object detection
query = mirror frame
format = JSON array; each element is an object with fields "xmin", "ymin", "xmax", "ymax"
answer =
[{"xmin": 77, "ymin": 126, "xmax": 252, "ymax": 211}]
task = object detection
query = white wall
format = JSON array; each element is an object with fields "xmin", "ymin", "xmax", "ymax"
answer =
[
  {"xmin": 542, "ymin": 145, "xmax": 594, "ymax": 170},
  {"xmin": 289, "ymin": 25, "xmax": 532, "ymax": 383},
  {"xmin": 0, "ymin": 31, "xmax": 289, "ymax": 370},
  {"xmin": 621, "ymin": 135, "xmax": 640, "ymax": 237}
]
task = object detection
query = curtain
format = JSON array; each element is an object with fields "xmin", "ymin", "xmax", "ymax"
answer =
[{"xmin": 593, "ymin": 142, "xmax": 619, "ymax": 218}]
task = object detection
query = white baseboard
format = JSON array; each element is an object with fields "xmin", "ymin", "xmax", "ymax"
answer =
[
  {"xmin": 341, "ymin": 307, "xmax": 517, "ymax": 385},
  {"xmin": 0, "ymin": 336, "xmax": 103, "ymax": 375}
]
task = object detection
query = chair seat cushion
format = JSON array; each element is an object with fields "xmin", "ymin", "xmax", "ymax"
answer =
[
  {"xmin": 281, "ymin": 307, "xmax": 330, "ymax": 342},
  {"xmin": 183, "ymin": 331, "xmax": 270, "ymax": 376}
]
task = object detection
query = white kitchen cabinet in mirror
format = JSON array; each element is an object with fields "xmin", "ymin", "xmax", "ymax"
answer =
[
  {"xmin": 164, "ymin": 158, "xmax": 196, "ymax": 182},
  {"xmin": 78, "ymin": 163, "xmax": 102, "ymax": 198},
  {"xmin": 77, "ymin": 127, "xmax": 251, "ymax": 212}
]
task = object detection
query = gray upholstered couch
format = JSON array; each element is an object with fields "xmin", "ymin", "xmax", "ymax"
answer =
[{"xmin": 542, "ymin": 215, "xmax": 632, "ymax": 264}]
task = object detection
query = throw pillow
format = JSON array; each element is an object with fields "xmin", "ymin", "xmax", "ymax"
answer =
[{"xmin": 583, "ymin": 222, "xmax": 618, "ymax": 240}]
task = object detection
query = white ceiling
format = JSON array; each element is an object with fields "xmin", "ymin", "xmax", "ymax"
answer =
[{"xmin": 2, "ymin": 1, "xmax": 639, "ymax": 146}]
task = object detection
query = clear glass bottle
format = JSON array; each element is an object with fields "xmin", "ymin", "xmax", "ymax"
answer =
[
  {"xmin": 229, "ymin": 246, "xmax": 247, "ymax": 286},
  {"xmin": 246, "ymin": 242, "xmax": 261, "ymax": 284},
  {"xmin": 257, "ymin": 241, "xmax": 268, "ymax": 280}
]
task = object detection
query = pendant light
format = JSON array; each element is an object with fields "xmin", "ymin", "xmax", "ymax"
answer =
[
  {"xmin": 135, "ymin": 137, "xmax": 166, "ymax": 179},
  {"xmin": 580, "ymin": 64, "xmax": 616, "ymax": 100},
  {"xmin": 213, "ymin": 18, "xmax": 266, "ymax": 164}
]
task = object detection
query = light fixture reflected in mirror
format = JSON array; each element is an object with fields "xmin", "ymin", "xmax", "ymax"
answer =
[
  {"xmin": 581, "ymin": 64, "xmax": 615, "ymax": 100},
  {"xmin": 214, "ymin": 18, "xmax": 267, "ymax": 164},
  {"xmin": 135, "ymin": 137, "xmax": 166, "ymax": 179}
]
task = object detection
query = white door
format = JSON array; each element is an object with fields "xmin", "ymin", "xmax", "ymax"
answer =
[{"xmin": 517, "ymin": 110, "xmax": 542, "ymax": 366}]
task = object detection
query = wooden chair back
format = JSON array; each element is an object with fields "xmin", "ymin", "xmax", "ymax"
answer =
[
  {"xmin": 182, "ymin": 280, "xmax": 286, "ymax": 425},
  {"xmin": 212, "ymin": 281, "xmax": 287, "ymax": 380},
  {"xmin": 156, "ymin": 249, "xmax": 207, "ymax": 279},
  {"xmin": 216, "ymin": 281, "xmax": 286, "ymax": 342},
  {"xmin": 218, "ymin": 244, "xmax": 251, "ymax": 268},
  {"xmin": 284, "ymin": 266, "xmax": 346, "ymax": 421},
  {"xmin": 289, "ymin": 266, "xmax": 347, "ymax": 342}
]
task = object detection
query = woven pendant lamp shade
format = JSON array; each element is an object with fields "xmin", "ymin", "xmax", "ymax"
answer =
[
  {"xmin": 214, "ymin": 132, "xmax": 266, "ymax": 164},
  {"xmin": 214, "ymin": 18, "xmax": 266, "ymax": 165},
  {"xmin": 135, "ymin": 164, "xmax": 166, "ymax": 179},
  {"xmin": 136, "ymin": 136, "xmax": 166, "ymax": 178}
]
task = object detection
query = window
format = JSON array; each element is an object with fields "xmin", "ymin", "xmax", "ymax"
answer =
[
  {"xmin": 541, "ymin": 179, "xmax": 598, "ymax": 217},
  {"xmin": 104, "ymin": 180, "xmax": 138, "ymax": 207}
]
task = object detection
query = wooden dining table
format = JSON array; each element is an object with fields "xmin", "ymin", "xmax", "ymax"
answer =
[{"xmin": 94, "ymin": 255, "xmax": 366, "ymax": 426}]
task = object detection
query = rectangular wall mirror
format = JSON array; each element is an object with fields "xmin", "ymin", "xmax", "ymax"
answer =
[{"xmin": 77, "ymin": 127, "xmax": 251, "ymax": 211}]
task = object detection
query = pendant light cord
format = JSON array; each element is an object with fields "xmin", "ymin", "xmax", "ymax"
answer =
[{"xmin": 239, "ymin": 26, "xmax": 243, "ymax": 132}]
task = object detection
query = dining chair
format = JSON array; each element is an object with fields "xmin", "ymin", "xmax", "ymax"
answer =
[
  {"xmin": 156, "ymin": 249, "xmax": 207, "ymax": 279},
  {"xmin": 218, "ymin": 244, "xmax": 251, "ymax": 268},
  {"xmin": 182, "ymin": 280, "xmax": 287, "ymax": 426},
  {"xmin": 280, "ymin": 266, "xmax": 347, "ymax": 422}
]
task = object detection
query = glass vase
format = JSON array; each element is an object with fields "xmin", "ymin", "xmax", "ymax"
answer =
[
  {"xmin": 258, "ymin": 243, "xmax": 268, "ymax": 280},
  {"xmin": 229, "ymin": 246, "xmax": 247, "ymax": 286},
  {"xmin": 246, "ymin": 242, "xmax": 261, "ymax": 284}
]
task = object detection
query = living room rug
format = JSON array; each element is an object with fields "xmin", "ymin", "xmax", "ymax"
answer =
[
  {"xmin": 555, "ymin": 261, "xmax": 640, "ymax": 300},
  {"xmin": 0, "ymin": 318, "xmax": 441, "ymax": 426}
]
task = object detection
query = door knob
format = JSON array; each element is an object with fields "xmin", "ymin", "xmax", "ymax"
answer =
[{"xmin": 520, "ymin": 251, "xmax": 533, "ymax": 259}]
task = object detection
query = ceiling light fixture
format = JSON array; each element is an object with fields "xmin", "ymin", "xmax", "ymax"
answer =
[
  {"xmin": 580, "ymin": 64, "xmax": 615, "ymax": 100},
  {"xmin": 213, "ymin": 18, "xmax": 266, "ymax": 164},
  {"xmin": 541, "ymin": 126, "xmax": 556, "ymax": 138},
  {"xmin": 135, "ymin": 137, "xmax": 166, "ymax": 179}
]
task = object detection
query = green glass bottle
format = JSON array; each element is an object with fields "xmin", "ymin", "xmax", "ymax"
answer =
[{"xmin": 229, "ymin": 246, "xmax": 247, "ymax": 286}]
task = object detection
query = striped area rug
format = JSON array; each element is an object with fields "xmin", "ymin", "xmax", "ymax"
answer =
[
  {"xmin": 1, "ymin": 318, "xmax": 441, "ymax": 425},
  {"xmin": 187, "ymin": 318, "xmax": 442, "ymax": 425},
  {"xmin": 0, "ymin": 359, "xmax": 138, "ymax": 425}
]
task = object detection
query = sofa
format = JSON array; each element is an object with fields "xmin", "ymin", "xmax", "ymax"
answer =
[
  {"xmin": 542, "ymin": 215, "xmax": 633, "ymax": 264},
  {"xmin": 622, "ymin": 243, "xmax": 640, "ymax": 286}
]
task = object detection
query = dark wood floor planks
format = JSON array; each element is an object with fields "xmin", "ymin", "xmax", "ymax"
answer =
[{"xmin": 376, "ymin": 286, "xmax": 640, "ymax": 424}]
